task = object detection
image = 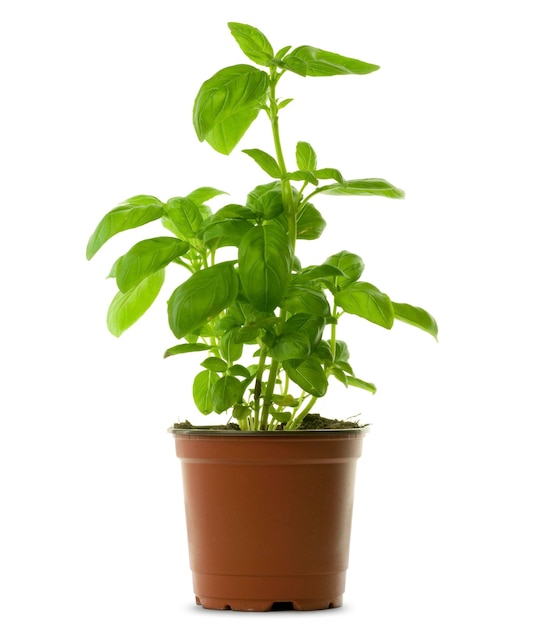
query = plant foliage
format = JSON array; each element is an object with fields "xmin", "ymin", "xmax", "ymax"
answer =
[{"xmin": 87, "ymin": 23, "xmax": 438, "ymax": 430}]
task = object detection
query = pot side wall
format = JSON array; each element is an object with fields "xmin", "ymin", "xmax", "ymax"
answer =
[{"xmin": 173, "ymin": 431, "xmax": 364, "ymax": 611}]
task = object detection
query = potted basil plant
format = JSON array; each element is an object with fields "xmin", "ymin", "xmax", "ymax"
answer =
[{"xmin": 87, "ymin": 22, "xmax": 438, "ymax": 612}]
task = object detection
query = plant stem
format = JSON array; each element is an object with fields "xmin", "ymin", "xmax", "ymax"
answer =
[
  {"xmin": 287, "ymin": 396, "xmax": 318, "ymax": 430},
  {"xmin": 259, "ymin": 356, "xmax": 280, "ymax": 429}
]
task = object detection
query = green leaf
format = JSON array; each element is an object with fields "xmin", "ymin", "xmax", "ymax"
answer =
[
  {"xmin": 209, "ymin": 204, "xmax": 256, "ymax": 220},
  {"xmin": 201, "ymin": 356, "xmax": 228, "ymax": 372},
  {"xmin": 347, "ymin": 376, "xmax": 377, "ymax": 394},
  {"xmin": 186, "ymin": 187, "xmax": 227, "ymax": 206},
  {"xmin": 107, "ymin": 269, "xmax": 165, "ymax": 337},
  {"xmin": 320, "ymin": 178, "xmax": 405, "ymax": 199},
  {"xmin": 220, "ymin": 329, "xmax": 244, "ymax": 363},
  {"xmin": 228, "ymin": 364, "xmax": 252, "ymax": 378},
  {"xmin": 335, "ymin": 282, "xmax": 394, "ymax": 329},
  {"xmin": 271, "ymin": 314, "xmax": 326, "ymax": 361},
  {"xmin": 86, "ymin": 196, "xmax": 164, "ymax": 259},
  {"xmin": 296, "ymin": 203, "xmax": 326, "ymax": 240},
  {"xmin": 277, "ymin": 98, "xmax": 293, "ymax": 110},
  {"xmin": 242, "ymin": 148, "xmax": 281, "ymax": 178},
  {"xmin": 246, "ymin": 182, "xmax": 284, "ymax": 219},
  {"xmin": 324, "ymin": 251, "xmax": 364, "ymax": 289},
  {"xmin": 284, "ymin": 46, "xmax": 380, "ymax": 77},
  {"xmin": 393, "ymin": 302, "xmax": 439, "ymax": 340},
  {"xmin": 168, "ymin": 262, "xmax": 239, "ymax": 338},
  {"xmin": 286, "ymin": 170, "xmax": 319, "ymax": 186},
  {"xmin": 163, "ymin": 343, "xmax": 210, "ymax": 358},
  {"xmin": 296, "ymin": 141, "xmax": 317, "ymax": 171},
  {"xmin": 292, "ymin": 263, "xmax": 345, "ymax": 284},
  {"xmin": 285, "ymin": 357, "xmax": 328, "ymax": 397},
  {"xmin": 228, "ymin": 22, "xmax": 274, "ymax": 66},
  {"xmin": 193, "ymin": 370, "xmax": 219, "ymax": 415},
  {"xmin": 114, "ymin": 237, "xmax": 189, "ymax": 292},
  {"xmin": 193, "ymin": 64, "xmax": 268, "ymax": 155},
  {"xmin": 202, "ymin": 218, "xmax": 254, "ymax": 249},
  {"xmin": 238, "ymin": 222, "xmax": 292, "ymax": 312},
  {"xmin": 165, "ymin": 197, "xmax": 203, "ymax": 239},
  {"xmin": 212, "ymin": 376, "xmax": 242, "ymax": 413},
  {"xmin": 315, "ymin": 168, "xmax": 345, "ymax": 184},
  {"xmin": 281, "ymin": 285, "xmax": 330, "ymax": 317}
]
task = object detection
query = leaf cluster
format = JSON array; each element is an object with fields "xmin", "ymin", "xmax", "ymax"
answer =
[{"xmin": 87, "ymin": 23, "xmax": 437, "ymax": 430}]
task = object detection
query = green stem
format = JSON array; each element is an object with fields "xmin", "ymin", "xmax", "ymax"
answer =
[
  {"xmin": 287, "ymin": 396, "xmax": 318, "ymax": 430},
  {"xmin": 259, "ymin": 357, "xmax": 280, "ymax": 430},
  {"xmin": 253, "ymin": 348, "xmax": 268, "ymax": 430}
]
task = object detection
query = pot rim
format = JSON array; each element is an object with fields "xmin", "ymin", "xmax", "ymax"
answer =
[{"xmin": 168, "ymin": 425, "xmax": 369, "ymax": 436}]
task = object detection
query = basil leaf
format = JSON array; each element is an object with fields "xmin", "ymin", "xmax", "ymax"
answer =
[
  {"xmin": 228, "ymin": 22, "xmax": 274, "ymax": 66},
  {"xmin": 242, "ymin": 148, "xmax": 281, "ymax": 178},
  {"xmin": 193, "ymin": 64, "xmax": 268, "ymax": 155},
  {"xmin": 212, "ymin": 376, "xmax": 243, "ymax": 413},
  {"xmin": 284, "ymin": 357, "xmax": 328, "ymax": 397},
  {"xmin": 168, "ymin": 262, "xmax": 239, "ymax": 338},
  {"xmin": 320, "ymin": 178, "xmax": 405, "ymax": 199},
  {"xmin": 238, "ymin": 222, "xmax": 292, "ymax": 312},
  {"xmin": 193, "ymin": 370, "xmax": 219, "ymax": 415},
  {"xmin": 115, "ymin": 237, "xmax": 189, "ymax": 292},
  {"xmin": 165, "ymin": 197, "xmax": 203, "ymax": 239},
  {"xmin": 86, "ymin": 195, "xmax": 164, "ymax": 259},
  {"xmin": 296, "ymin": 141, "xmax": 317, "ymax": 171},
  {"xmin": 393, "ymin": 302, "xmax": 439, "ymax": 340},
  {"xmin": 324, "ymin": 251, "xmax": 364, "ymax": 289},
  {"xmin": 107, "ymin": 269, "xmax": 165, "ymax": 337},
  {"xmin": 335, "ymin": 282, "xmax": 394, "ymax": 329},
  {"xmin": 163, "ymin": 343, "xmax": 210, "ymax": 358},
  {"xmin": 284, "ymin": 46, "xmax": 379, "ymax": 77}
]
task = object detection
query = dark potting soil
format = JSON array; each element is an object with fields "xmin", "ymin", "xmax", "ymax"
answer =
[{"xmin": 172, "ymin": 414, "xmax": 363, "ymax": 431}]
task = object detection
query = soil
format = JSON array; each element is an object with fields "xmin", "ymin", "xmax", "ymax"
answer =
[{"xmin": 172, "ymin": 414, "xmax": 364, "ymax": 431}]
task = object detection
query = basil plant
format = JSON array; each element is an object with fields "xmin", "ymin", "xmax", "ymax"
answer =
[{"xmin": 87, "ymin": 23, "xmax": 438, "ymax": 431}]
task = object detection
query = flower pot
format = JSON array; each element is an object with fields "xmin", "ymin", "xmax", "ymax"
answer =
[{"xmin": 170, "ymin": 427, "xmax": 365, "ymax": 611}]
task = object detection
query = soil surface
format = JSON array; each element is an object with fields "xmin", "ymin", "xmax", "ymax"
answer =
[{"xmin": 172, "ymin": 414, "xmax": 364, "ymax": 431}]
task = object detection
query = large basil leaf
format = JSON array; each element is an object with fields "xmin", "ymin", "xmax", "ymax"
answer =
[
  {"xmin": 193, "ymin": 64, "xmax": 268, "ymax": 155},
  {"xmin": 335, "ymin": 281, "xmax": 394, "ymax": 329},
  {"xmin": 238, "ymin": 222, "xmax": 292, "ymax": 312},
  {"xmin": 114, "ymin": 237, "xmax": 189, "ymax": 292},
  {"xmin": 283, "ymin": 46, "xmax": 379, "ymax": 77},
  {"xmin": 86, "ymin": 195, "xmax": 164, "ymax": 259},
  {"xmin": 393, "ymin": 302, "xmax": 439, "ymax": 340},
  {"xmin": 168, "ymin": 262, "xmax": 239, "ymax": 338},
  {"xmin": 107, "ymin": 269, "xmax": 165, "ymax": 337}
]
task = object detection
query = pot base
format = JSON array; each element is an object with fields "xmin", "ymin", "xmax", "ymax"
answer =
[{"xmin": 195, "ymin": 595, "xmax": 342, "ymax": 611}]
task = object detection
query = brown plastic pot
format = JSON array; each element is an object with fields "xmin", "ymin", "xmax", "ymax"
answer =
[{"xmin": 170, "ymin": 427, "xmax": 365, "ymax": 611}]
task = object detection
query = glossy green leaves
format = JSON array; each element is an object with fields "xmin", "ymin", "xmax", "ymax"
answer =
[
  {"xmin": 238, "ymin": 223, "xmax": 292, "ymax": 312},
  {"xmin": 86, "ymin": 21, "xmax": 438, "ymax": 429},
  {"xmin": 193, "ymin": 64, "xmax": 268, "ymax": 155},
  {"xmin": 283, "ymin": 46, "xmax": 379, "ymax": 77},
  {"xmin": 86, "ymin": 196, "xmax": 164, "ymax": 259},
  {"xmin": 168, "ymin": 262, "xmax": 239, "ymax": 338},
  {"xmin": 107, "ymin": 270, "xmax": 165, "ymax": 337},
  {"xmin": 228, "ymin": 22, "xmax": 274, "ymax": 66}
]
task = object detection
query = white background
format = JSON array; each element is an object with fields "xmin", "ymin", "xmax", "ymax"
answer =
[{"xmin": 1, "ymin": 0, "xmax": 546, "ymax": 624}]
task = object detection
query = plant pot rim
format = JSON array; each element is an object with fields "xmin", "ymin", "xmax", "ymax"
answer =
[{"xmin": 168, "ymin": 426, "xmax": 369, "ymax": 437}]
